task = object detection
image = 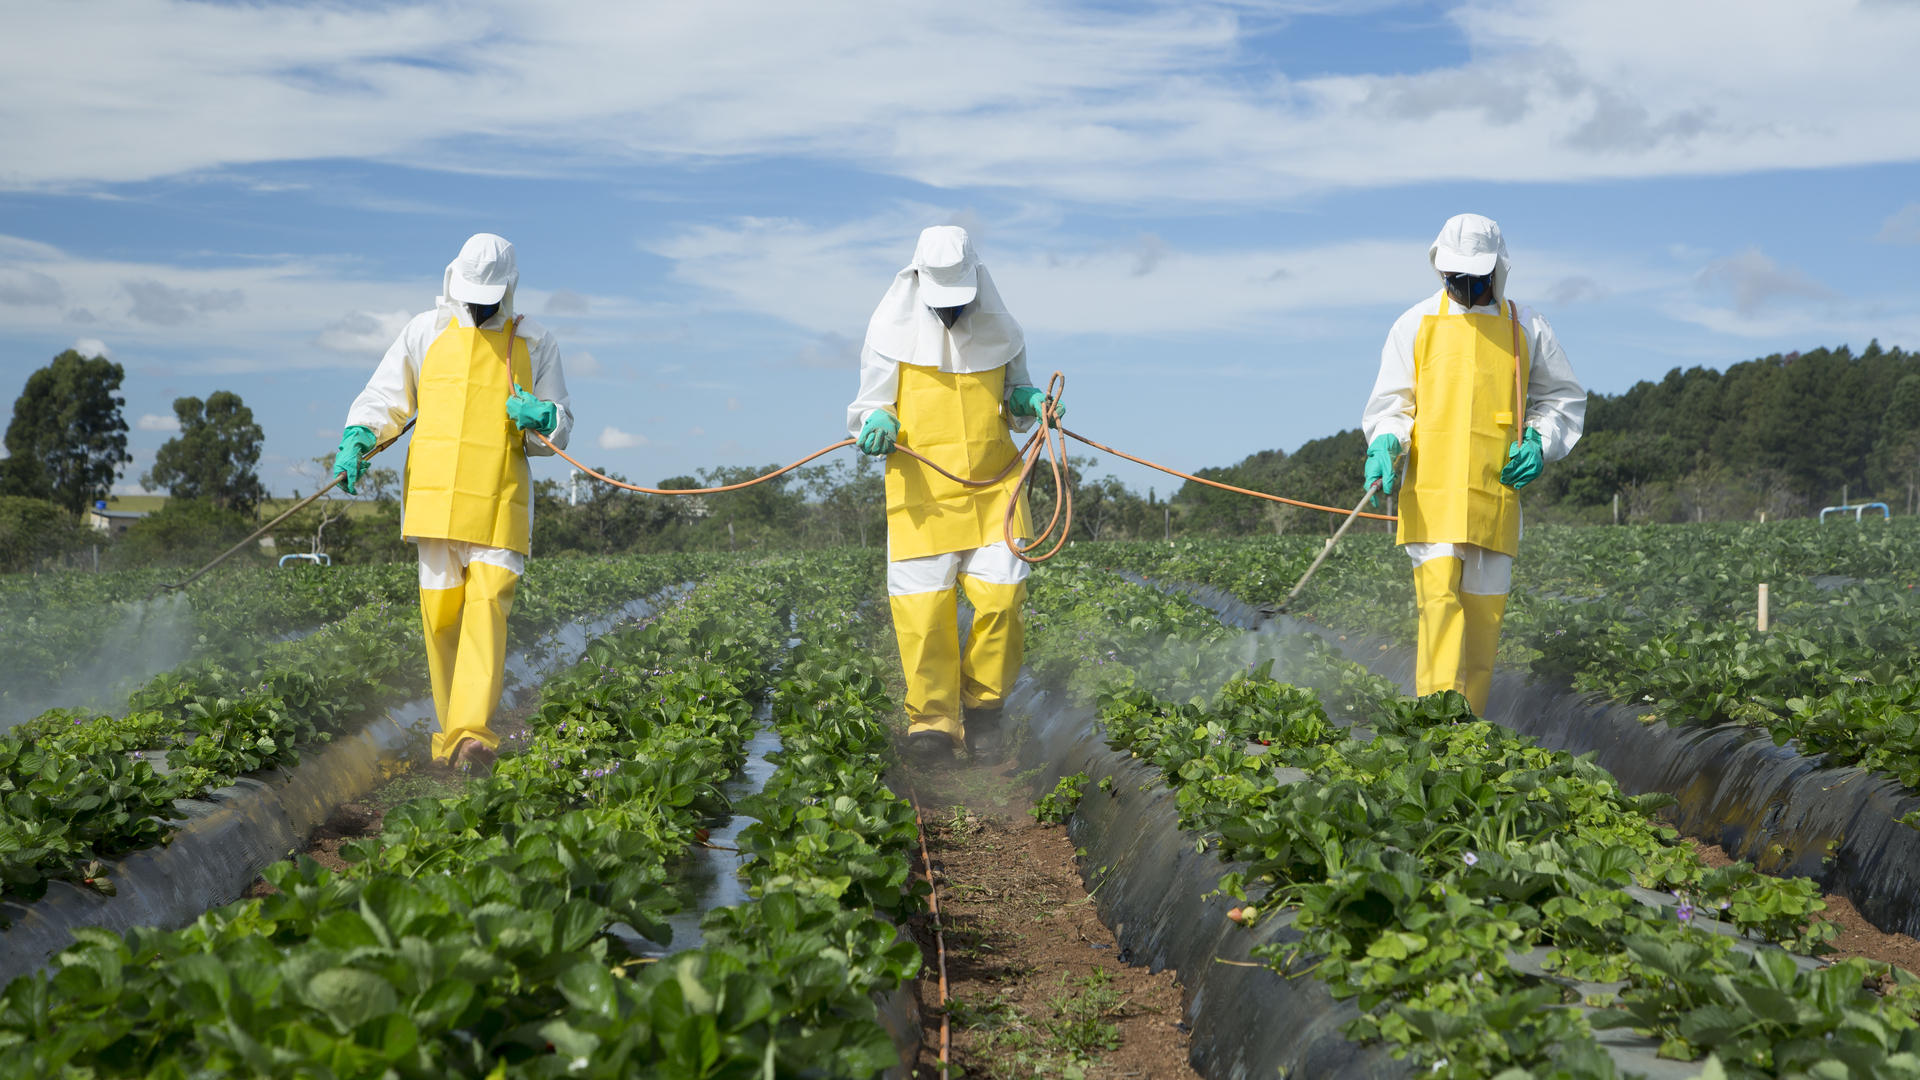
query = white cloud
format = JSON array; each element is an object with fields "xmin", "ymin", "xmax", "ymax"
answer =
[
  {"xmin": 136, "ymin": 412, "xmax": 180, "ymax": 432},
  {"xmin": 0, "ymin": 267, "xmax": 63, "ymax": 307},
  {"xmin": 3, "ymin": 1, "xmax": 1919, "ymax": 200},
  {"xmin": 0, "ymin": 234, "xmax": 438, "ymax": 371},
  {"xmin": 598, "ymin": 425, "xmax": 649, "ymax": 449},
  {"xmin": 726, "ymin": 397, "xmax": 740, "ymax": 411},
  {"xmin": 1879, "ymin": 204, "xmax": 1920, "ymax": 245},
  {"xmin": 1695, "ymin": 247, "xmax": 1836, "ymax": 317},
  {"xmin": 793, "ymin": 331, "xmax": 861, "ymax": 369},
  {"xmin": 653, "ymin": 209, "xmax": 1437, "ymax": 336},
  {"xmin": 568, "ymin": 350, "xmax": 606, "ymax": 379},
  {"xmin": 123, "ymin": 278, "xmax": 244, "ymax": 325},
  {"xmin": 1546, "ymin": 276, "xmax": 1608, "ymax": 304},
  {"xmin": 544, "ymin": 289, "xmax": 591, "ymax": 315},
  {"xmin": 72, "ymin": 337, "xmax": 110, "ymax": 358},
  {"xmin": 313, "ymin": 310, "xmax": 414, "ymax": 354}
]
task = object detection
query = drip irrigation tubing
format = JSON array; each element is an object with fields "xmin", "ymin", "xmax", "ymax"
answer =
[{"xmin": 908, "ymin": 789, "xmax": 951, "ymax": 1080}]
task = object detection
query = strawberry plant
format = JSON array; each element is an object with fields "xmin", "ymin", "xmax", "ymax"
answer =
[{"xmin": 1023, "ymin": 565, "xmax": 1912, "ymax": 1080}]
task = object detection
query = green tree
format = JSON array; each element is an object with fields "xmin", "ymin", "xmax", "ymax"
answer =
[
  {"xmin": 3, "ymin": 349, "xmax": 131, "ymax": 513},
  {"xmin": 142, "ymin": 391, "xmax": 265, "ymax": 513}
]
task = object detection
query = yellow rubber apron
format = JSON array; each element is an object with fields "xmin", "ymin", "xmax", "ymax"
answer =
[
  {"xmin": 403, "ymin": 319, "xmax": 535, "ymax": 553},
  {"xmin": 885, "ymin": 363, "xmax": 1033, "ymax": 561},
  {"xmin": 1396, "ymin": 296, "xmax": 1528, "ymax": 557}
]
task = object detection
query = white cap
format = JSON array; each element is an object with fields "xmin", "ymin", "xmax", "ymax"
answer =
[
  {"xmin": 1429, "ymin": 214, "xmax": 1504, "ymax": 277},
  {"xmin": 912, "ymin": 225, "xmax": 978, "ymax": 308},
  {"xmin": 447, "ymin": 233, "xmax": 516, "ymax": 304}
]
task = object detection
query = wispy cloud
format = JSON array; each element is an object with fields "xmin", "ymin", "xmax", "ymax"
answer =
[
  {"xmin": 652, "ymin": 209, "xmax": 1435, "ymax": 336},
  {"xmin": 1695, "ymin": 247, "xmax": 1836, "ymax": 317},
  {"xmin": 4, "ymin": 1, "xmax": 1918, "ymax": 201},
  {"xmin": 314, "ymin": 310, "xmax": 414, "ymax": 355},
  {"xmin": 1879, "ymin": 204, "xmax": 1920, "ymax": 245},
  {"xmin": 569, "ymin": 350, "xmax": 606, "ymax": 379},
  {"xmin": 598, "ymin": 425, "xmax": 648, "ymax": 449}
]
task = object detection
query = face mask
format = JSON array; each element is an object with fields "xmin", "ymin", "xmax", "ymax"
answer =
[
  {"xmin": 466, "ymin": 302, "xmax": 501, "ymax": 326},
  {"xmin": 1442, "ymin": 273, "xmax": 1494, "ymax": 309},
  {"xmin": 933, "ymin": 304, "xmax": 965, "ymax": 329}
]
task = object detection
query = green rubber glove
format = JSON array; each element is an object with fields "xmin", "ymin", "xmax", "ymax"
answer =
[
  {"xmin": 507, "ymin": 383, "xmax": 558, "ymax": 435},
  {"xmin": 857, "ymin": 410, "xmax": 899, "ymax": 456},
  {"xmin": 1008, "ymin": 385, "xmax": 1065, "ymax": 427},
  {"xmin": 1364, "ymin": 433, "xmax": 1401, "ymax": 508},
  {"xmin": 333, "ymin": 425, "xmax": 377, "ymax": 495},
  {"xmin": 1500, "ymin": 427, "xmax": 1544, "ymax": 489}
]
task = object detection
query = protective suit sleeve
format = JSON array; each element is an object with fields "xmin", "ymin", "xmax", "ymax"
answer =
[
  {"xmin": 1362, "ymin": 304, "xmax": 1424, "ymax": 447},
  {"xmin": 518, "ymin": 318, "xmax": 573, "ymax": 454},
  {"xmin": 1518, "ymin": 306, "xmax": 1584, "ymax": 462},
  {"xmin": 1000, "ymin": 348, "xmax": 1037, "ymax": 434},
  {"xmin": 344, "ymin": 311, "xmax": 436, "ymax": 440},
  {"xmin": 847, "ymin": 342, "xmax": 901, "ymax": 439}
]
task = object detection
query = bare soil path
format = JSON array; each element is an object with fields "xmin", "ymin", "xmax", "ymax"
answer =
[{"xmin": 898, "ymin": 752, "xmax": 1201, "ymax": 1080}]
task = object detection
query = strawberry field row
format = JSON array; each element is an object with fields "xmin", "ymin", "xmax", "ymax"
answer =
[
  {"xmin": 0, "ymin": 548, "xmax": 930, "ymax": 1078},
  {"xmin": 0, "ymin": 554, "xmax": 730, "ymax": 911},
  {"xmin": 1019, "ymin": 562, "xmax": 1920, "ymax": 1080},
  {"xmin": 1055, "ymin": 521, "xmax": 1920, "ymax": 796}
]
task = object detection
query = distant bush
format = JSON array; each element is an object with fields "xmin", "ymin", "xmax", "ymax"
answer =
[
  {"xmin": 113, "ymin": 499, "xmax": 262, "ymax": 569},
  {"xmin": 0, "ymin": 496, "xmax": 89, "ymax": 572}
]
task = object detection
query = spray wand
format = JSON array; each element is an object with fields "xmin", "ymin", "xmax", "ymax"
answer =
[
  {"xmin": 1264, "ymin": 452, "xmax": 1404, "ymax": 621},
  {"xmin": 144, "ymin": 420, "xmax": 414, "ymax": 601}
]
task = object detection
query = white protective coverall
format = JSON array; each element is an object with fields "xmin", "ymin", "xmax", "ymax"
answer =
[
  {"xmin": 344, "ymin": 233, "xmax": 573, "ymax": 760},
  {"xmin": 848, "ymin": 226, "xmax": 1039, "ymax": 750},
  {"xmin": 1361, "ymin": 214, "xmax": 1584, "ymax": 712}
]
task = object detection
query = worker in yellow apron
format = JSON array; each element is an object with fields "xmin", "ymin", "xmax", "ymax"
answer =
[
  {"xmin": 1360, "ymin": 214, "xmax": 1585, "ymax": 715},
  {"xmin": 333, "ymin": 233, "xmax": 573, "ymax": 774},
  {"xmin": 848, "ymin": 226, "xmax": 1060, "ymax": 763}
]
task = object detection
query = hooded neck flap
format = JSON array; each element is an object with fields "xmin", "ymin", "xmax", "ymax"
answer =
[
  {"xmin": 863, "ymin": 263, "xmax": 1024, "ymax": 374},
  {"xmin": 1428, "ymin": 213, "xmax": 1511, "ymax": 311},
  {"xmin": 436, "ymin": 234, "xmax": 520, "ymax": 333}
]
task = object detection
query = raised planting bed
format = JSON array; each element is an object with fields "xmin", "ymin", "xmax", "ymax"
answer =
[
  {"xmin": 1143, "ymin": 574, "xmax": 1920, "ymax": 942},
  {"xmin": 1004, "ymin": 563, "xmax": 1920, "ymax": 1080},
  {"xmin": 0, "ymin": 555, "xmax": 718, "ymax": 941},
  {"xmin": 0, "ymin": 587, "xmax": 683, "ymax": 984},
  {"xmin": 0, "ymin": 550, "xmax": 931, "ymax": 1079}
]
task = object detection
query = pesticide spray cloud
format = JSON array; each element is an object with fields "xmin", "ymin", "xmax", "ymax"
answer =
[{"xmin": 0, "ymin": 592, "xmax": 196, "ymax": 730}]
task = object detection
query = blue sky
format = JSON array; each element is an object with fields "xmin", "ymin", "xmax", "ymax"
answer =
[{"xmin": 4, "ymin": 0, "xmax": 1918, "ymax": 500}]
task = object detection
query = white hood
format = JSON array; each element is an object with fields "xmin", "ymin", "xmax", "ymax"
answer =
[
  {"xmin": 864, "ymin": 226, "xmax": 1023, "ymax": 373},
  {"xmin": 1428, "ymin": 214, "xmax": 1510, "ymax": 308},
  {"xmin": 438, "ymin": 233, "xmax": 519, "ymax": 327}
]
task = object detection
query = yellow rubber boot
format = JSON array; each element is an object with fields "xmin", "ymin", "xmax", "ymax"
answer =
[
  {"xmin": 1413, "ymin": 557, "xmax": 1467, "ymax": 700},
  {"xmin": 430, "ymin": 562, "xmax": 518, "ymax": 760},
  {"xmin": 1458, "ymin": 591, "xmax": 1509, "ymax": 716},
  {"xmin": 958, "ymin": 578, "xmax": 1025, "ymax": 711},
  {"xmin": 420, "ymin": 585, "xmax": 465, "ymax": 739},
  {"xmin": 889, "ymin": 588, "xmax": 965, "ymax": 747}
]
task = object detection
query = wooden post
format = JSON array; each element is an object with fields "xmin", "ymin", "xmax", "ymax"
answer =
[
  {"xmin": 1758, "ymin": 584, "xmax": 1769, "ymax": 632},
  {"xmin": 1613, "ymin": 491, "xmax": 1620, "ymax": 525}
]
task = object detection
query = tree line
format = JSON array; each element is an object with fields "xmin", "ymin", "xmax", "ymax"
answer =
[{"xmin": 1167, "ymin": 341, "xmax": 1920, "ymax": 536}]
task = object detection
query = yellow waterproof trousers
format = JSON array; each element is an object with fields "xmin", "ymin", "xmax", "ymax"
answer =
[
  {"xmin": 422, "ymin": 561, "xmax": 519, "ymax": 760},
  {"xmin": 1413, "ymin": 557, "xmax": 1508, "ymax": 715},
  {"xmin": 890, "ymin": 577, "xmax": 1026, "ymax": 748}
]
